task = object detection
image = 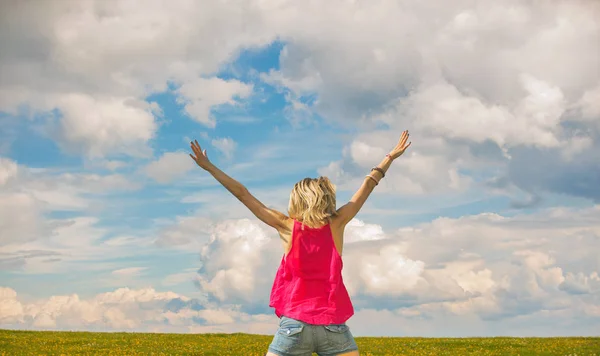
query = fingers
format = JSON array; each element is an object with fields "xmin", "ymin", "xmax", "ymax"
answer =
[
  {"xmin": 189, "ymin": 139, "xmax": 211, "ymax": 164},
  {"xmin": 190, "ymin": 140, "xmax": 202, "ymax": 156},
  {"xmin": 399, "ymin": 130, "xmax": 409, "ymax": 146}
]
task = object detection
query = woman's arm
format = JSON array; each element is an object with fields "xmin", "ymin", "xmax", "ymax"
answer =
[
  {"xmin": 189, "ymin": 140, "xmax": 289, "ymax": 230},
  {"xmin": 335, "ymin": 130, "xmax": 411, "ymax": 226}
]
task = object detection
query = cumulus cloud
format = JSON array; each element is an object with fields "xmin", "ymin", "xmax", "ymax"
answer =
[
  {"xmin": 0, "ymin": 157, "xmax": 18, "ymax": 186},
  {"xmin": 158, "ymin": 206, "xmax": 600, "ymax": 333},
  {"xmin": 267, "ymin": 1, "xmax": 599, "ymax": 123},
  {"xmin": 210, "ymin": 137, "xmax": 238, "ymax": 160},
  {"xmin": 373, "ymin": 206, "xmax": 600, "ymax": 320},
  {"xmin": 0, "ymin": 193, "xmax": 49, "ymax": 246},
  {"xmin": 155, "ymin": 215, "xmax": 214, "ymax": 248},
  {"xmin": 177, "ymin": 78, "xmax": 253, "ymax": 128},
  {"xmin": 1, "ymin": 0, "xmax": 599, "ymax": 338},
  {"xmin": 2, "ymin": 204, "xmax": 600, "ymax": 335},
  {"xmin": 343, "ymin": 219, "xmax": 387, "ymax": 243},
  {"xmin": 0, "ymin": 286, "xmax": 277, "ymax": 333},
  {"xmin": 576, "ymin": 84, "xmax": 600, "ymax": 124},
  {"xmin": 195, "ymin": 219, "xmax": 278, "ymax": 309},
  {"xmin": 54, "ymin": 94, "xmax": 158, "ymax": 158},
  {"xmin": 2, "ymin": 0, "xmax": 597, "ymax": 201},
  {"xmin": 144, "ymin": 152, "xmax": 195, "ymax": 184},
  {"xmin": 267, "ymin": 0, "xmax": 599, "ymax": 202},
  {"xmin": 0, "ymin": 0, "xmax": 270, "ymax": 157},
  {"xmin": 318, "ymin": 133, "xmax": 473, "ymax": 195},
  {"xmin": 384, "ymin": 75, "xmax": 565, "ymax": 149}
]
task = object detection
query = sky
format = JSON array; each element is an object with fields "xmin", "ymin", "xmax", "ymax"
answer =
[{"xmin": 0, "ymin": 0, "xmax": 599, "ymax": 337}]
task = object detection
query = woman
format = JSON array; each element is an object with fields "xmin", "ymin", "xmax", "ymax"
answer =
[{"xmin": 189, "ymin": 130, "xmax": 411, "ymax": 356}]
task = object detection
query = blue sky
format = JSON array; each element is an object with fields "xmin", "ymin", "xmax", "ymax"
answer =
[{"xmin": 0, "ymin": 0, "xmax": 599, "ymax": 337}]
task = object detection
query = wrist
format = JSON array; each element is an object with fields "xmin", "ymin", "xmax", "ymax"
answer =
[
  {"xmin": 385, "ymin": 153, "xmax": 394, "ymax": 161},
  {"xmin": 203, "ymin": 162, "xmax": 217, "ymax": 173}
]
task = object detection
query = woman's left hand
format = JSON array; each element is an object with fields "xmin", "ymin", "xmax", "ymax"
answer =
[{"xmin": 189, "ymin": 140, "xmax": 212, "ymax": 170}]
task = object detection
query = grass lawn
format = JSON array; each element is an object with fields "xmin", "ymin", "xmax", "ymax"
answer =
[{"xmin": 0, "ymin": 329, "xmax": 598, "ymax": 355}]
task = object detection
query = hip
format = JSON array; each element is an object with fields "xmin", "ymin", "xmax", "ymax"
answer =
[{"xmin": 268, "ymin": 315, "xmax": 358, "ymax": 356}]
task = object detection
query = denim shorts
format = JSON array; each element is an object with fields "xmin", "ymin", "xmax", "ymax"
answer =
[{"xmin": 268, "ymin": 315, "xmax": 359, "ymax": 356}]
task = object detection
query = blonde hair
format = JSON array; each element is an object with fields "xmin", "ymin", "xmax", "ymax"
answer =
[{"xmin": 288, "ymin": 176, "xmax": 338, "ymax": 228}]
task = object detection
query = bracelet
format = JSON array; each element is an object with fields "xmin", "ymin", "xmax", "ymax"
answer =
[
  {"xmin": 365, "ymin": 174, "xmax": 379, "ymax": 185},
  {"xmin": 371, "ymin": 167, "xmax": 385, "ymax": 178}
]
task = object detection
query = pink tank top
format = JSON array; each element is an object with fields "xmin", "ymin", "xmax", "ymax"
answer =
[{"xmin": 269, "ymin": 219, "xmax": 354, "ymax": 325}]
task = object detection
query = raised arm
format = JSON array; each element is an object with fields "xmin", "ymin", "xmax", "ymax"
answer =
[
  {"xmin": 335, "ymin": 130, "xmax": 411, "ymax": 226},
  {"xmin": 188, "ymin": 140, "xmax": 289, "ymax": 231}
]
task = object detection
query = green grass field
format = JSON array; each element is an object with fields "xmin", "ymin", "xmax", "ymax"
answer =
[{"xmin": 0, "ymin": 329, "xmax": 598, "ymax": 355}]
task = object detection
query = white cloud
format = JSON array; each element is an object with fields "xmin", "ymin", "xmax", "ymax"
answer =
[
  {"xmin": 102, "ymin": 235, "xmax": 152, "ymax": 247},
  {"xmin": 318, "ymin": 133, "xmax": 472, "ymax": 195},
  {"xmin": 179, "ymin": 185, "xmax": 293, "ymax": 221},
  {"xmin": 56, "ymin": 94, "xmax": 158, "ymax": 158},
  {"xmin": 0, "ymin": 215, "xmax": 157, "ymax": 276},
  {"xmin": 266, "ymin": 0, "xmax": 598, "ymax": 124},
  {"xmin": 560, "ymin": 135, "xmax": 593, "ymax": 161},
  {"xmin": 0, "ymin": 0, "xmax": 270, "ymax": 103},
  {"xmin": 0, "ymin": 158, "xmax": 139, "ymax": 214},
  {"xmin": 0, "ymin": 193, "xmax": 48, "ymax": 246},
  {"xmin": 152, "ymin": 205, "xmax": 600, "ymax": 334},
  {"xmin": 384, "ymin": 75, "xmax": 565, "ymax": 149},
  {"xmin": 112, "ymin": 267, "xmax": 148, "ymax": 277},
  {"xmin": 0, "ymin": 287, "xmax": 23, "ymax": 324},
  {"xmin": 1, "ymin": 0, "xmax": 599, "ymax": 338},
  {"xmin": 349, "ymin": 140, "xmax": 387, "ymax": 168},
  {"xmin": 357, "ymin": 245, "xmax": 426, "ymax": 296},
  {"xmin": 343, "ymin": 219, "xmax": 387, "ymax": 243},
  {"xmin": 62, "ymin": 173, "xmax": 140, "ymax": 194},
  {"xmin": 1, "ymin": 205, "xmax": 600, "ymax": 335},
  {"xmin": 576, "ymin": 83, "xmax": 600, "ymax": 124},
  {"xmin": 95, "ymin": 287, "xmax": 186, "ymax": 305},
  {"xmin": 86, "ymin": 159, "xmax": 128, "ymax": 171},
  {"xmin": 0, "ymin": 158, "xmax": 151, "ymax": 273},
  {"xmin": 0, "ymin": 157, "xmax": 18, "ymax": 186},
  {"xmin": 195, "ymin": 219, "xmax": 276, "ymax": 305},
  {"xmin": 177, "ymin": 78, "xmax": 253, "ymax": 127},
  {"xmin": 144, "ymin": 152, "xmax": 195, "ymax": 184},
  {"xmin": 155, "ymin": 215, "xmax": 214, "ymax": 249},
  {"xmin": 263, "ymin": 0, "xmax": 599, "ymax": 202},
  {"xmin": 0, "ymin": 286, "xmax": 279, "ymax": 333},
  {"xmin": 210, "ymin": 137, "xmax": 237, "ymax": 159},
  {"xmin": 560, "ymin": 272, "xmax": 600, "ymax": 295},
  {"xmin": 2, "ymin": 0, "xmax": 596, "ymax": 205},
  {"xmin": 2, "ymin": 0, "xmax": 597, "ymax": 152},
  {"xmin": 162, "ymin": 268, "xmax": 199, "ymax": 287},
  {"xmin": 317, "ymin": 160, "xmax": 350, "ymax": 183},
  {"xmin": 0, "ymin": 0, "xmax": 270, "ymax": 155}
]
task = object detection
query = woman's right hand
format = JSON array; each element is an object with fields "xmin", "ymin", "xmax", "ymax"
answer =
[{"xmin": 388, "ymin": 130, "xmax": 411, "ymax": 160}]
